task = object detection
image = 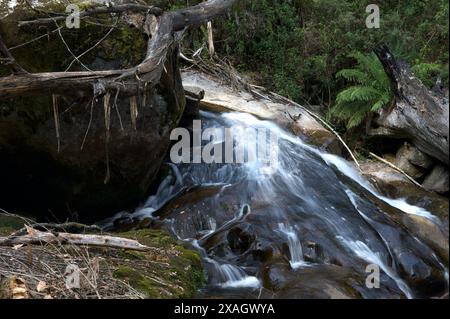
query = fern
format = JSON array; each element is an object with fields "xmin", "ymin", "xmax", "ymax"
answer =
[
  {"xmin": 411, "ymin": 62, "xmax": 444, "ymax": 88},
  {"xmin": 331, "ymin": 52, "xmax": 392, "ymax": 129}
]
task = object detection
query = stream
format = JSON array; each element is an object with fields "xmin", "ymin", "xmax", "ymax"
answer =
[{"xmin": 104, "ymin": 111, "xmax": 448, "ymax": 299}]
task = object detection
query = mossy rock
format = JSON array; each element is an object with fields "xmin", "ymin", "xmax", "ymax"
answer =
[{"xmin": 112, "ymin": 229, "xmax": 205, "ymax": 298}]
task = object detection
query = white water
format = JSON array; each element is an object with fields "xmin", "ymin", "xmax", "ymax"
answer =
[
  {"xmin": 104, "ymin": 111, "xmax": 447, "ymax": 298},
  {"xmin": 278, "ymin": 223, "xmax": 309, "ymax": 270},
  {"xmin": 338, "ymin": 237, "xmax": 413, "ymax": 299},
  {"xmin": 321, "ymin": 153, "xmax": 440, "ymax": 223}
]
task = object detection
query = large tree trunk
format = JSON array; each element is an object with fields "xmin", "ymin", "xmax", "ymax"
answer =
[{"xmin": 372, "ymin": 44, "xmax": 449, "ymax": 165}]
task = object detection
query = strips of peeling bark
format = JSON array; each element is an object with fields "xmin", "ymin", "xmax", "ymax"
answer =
[{"xmin": 0, "ymin": 0, "xmax": 238, "ymax": 99}]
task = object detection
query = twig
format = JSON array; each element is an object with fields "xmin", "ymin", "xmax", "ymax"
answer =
[
  {"xmin": 81, "ymin": 98, "xmax": 95, "ymax": 150},
  {"xmin": 55, "ymin": 21, "xmax": 92, "ymax": 72},
  {"xmin": 368, "ymin": 152, "xmax": 423, "ymax": 188},
  {"xmin": 8, "ymin": 27, "xmax": 62, "ymax": 51},
  {"xmin": 52, "ymin": 94, "xmax": 61, "ymax": 153},
  {"xmin": 18, "ymin": 4, "xmax": 163, "ymax": 27},
  {"xmin": 65, "ymin": 22, "xmax": 117, "ymax": 72}
]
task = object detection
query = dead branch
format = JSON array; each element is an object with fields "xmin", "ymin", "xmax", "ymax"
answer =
[
  {"xmin": 18, "ymin": 4, "xmax": 164, "ymax": 27},
  {"xmin": 12, "ymin": 222, "xmax": 102, "ymax": 236},
  {"xmin": 0, "ymin": 32, "xmax": 27, "ymax": 74},
  {"xmin": 0, "ymin": 226, "xmax": 151, "ymax": 252},
  {"xmin": 0, "ymin": 0, "xmax": 238, "ymax": 100}
]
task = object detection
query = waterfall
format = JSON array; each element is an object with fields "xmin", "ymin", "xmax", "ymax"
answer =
[{"xmin": 104, "ymin": 110, "xmax": 448, "ymax": 298}]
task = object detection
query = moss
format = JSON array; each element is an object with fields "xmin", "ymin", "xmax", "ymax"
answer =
[
  {"xmin": 0, "ymin": 215, "xmax": 24, "ymax": 236},
  {"xmin": 118, "ymin": 250, "xmax": 147, "ymax": 260},
  {"xmin": 113, "ymin": 266, "xmax": 161, "ymax": 298},
  {"xmin": 114, "ymin": 229, "xmax": 205, "ymax": 298}
]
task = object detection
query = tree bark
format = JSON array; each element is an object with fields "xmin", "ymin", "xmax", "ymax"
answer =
[{"xmin": 373, "ymin": 44, "xmax": 449, "ymax": 165}]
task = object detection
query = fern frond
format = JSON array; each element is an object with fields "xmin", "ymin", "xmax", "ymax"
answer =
[{"xmin": 336, "ymin": 69, "xmax": 369, "ymax": 84}]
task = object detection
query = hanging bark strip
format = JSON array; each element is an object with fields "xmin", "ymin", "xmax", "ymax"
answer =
[
  {"xmin": 52, "ymin": 95, "xmax": 61, "ymax": 153},
  {"xmin": 103, "ymin": 93, "xmax": 112, "ymax": 184},
  {"xmin": 207, "ymin": 21, "xmax": 215, "ymax": 57},
  {"xmin": 130, "ymin": 96, "xmax": 138, "ymax": 130}
]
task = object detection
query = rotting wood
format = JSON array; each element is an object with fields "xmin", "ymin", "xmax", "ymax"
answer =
[
  {"xmin": 0, "ymin": 226, "xmax": 152, "ymax": 252},
  {"xmin": 373, "ymin": 44, "xmax": 449, "ymax": 165}
]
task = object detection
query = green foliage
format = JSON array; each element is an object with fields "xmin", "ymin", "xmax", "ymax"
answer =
[
  {"xmin": 411, "ymin": 63, "xmax": 447, "ymax": 88},
  {"xmin": 331, "ymin": 52, "xmax": 392, "ymax": 129},
  {"xmin": 203, "ymin": 0, "xmax": 448, "ymax": 107}
]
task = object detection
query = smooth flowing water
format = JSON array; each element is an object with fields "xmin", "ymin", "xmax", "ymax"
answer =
[{"xmin": 105, "ymin": 111, "xmax": 448, "ymax": 299}]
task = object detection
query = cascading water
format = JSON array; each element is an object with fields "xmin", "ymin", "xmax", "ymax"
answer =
[{"xmin": 104, "ymin": 110, "xmax": 448, "ymax": 299}]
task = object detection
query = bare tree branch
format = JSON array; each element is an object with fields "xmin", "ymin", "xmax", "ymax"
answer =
[
  {"xmin": 0, "ymin": 32, "xmax": 27, "ymax": 74},
  {"xmin": 18, "ymin": 4, "xmax": 164, "ymax": 27}
]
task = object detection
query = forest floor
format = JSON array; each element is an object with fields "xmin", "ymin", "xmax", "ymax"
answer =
[{"xmin": 0, "ymin": 213, "xmax": 205, "ymax": 299}]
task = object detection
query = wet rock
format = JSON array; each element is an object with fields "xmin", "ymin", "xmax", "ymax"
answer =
[
  {"xmin": 182, "ymin": 71, "xmax": 342, "ymax": 155},
  {"xmin": 402, "ymin": 214, "xmax": 449, "ymax": 265},
  {"xmin": 303, "ymin": 241, "xmax": 323, "ymax": 263},
  {"xmin": 361, "ymin": 160, "xmax": 448, "ymax": 220},
  {"xmin": 227, "ymin": 225, "xmax": 256, "ymax": 255},
  {"xmin": 360, "ymin": 160, "xmax": 449, "ymax": 265},
  {"xmin": 397, "ymin": 251, "xmax": 447, "ymax": 298},
  {"xmin": 261, "ymin": 262, "xmax": 396, "ymax": 299},
  {"xmin": 422, "ymin": 164, "xmax": 449, "ymax": 194}
]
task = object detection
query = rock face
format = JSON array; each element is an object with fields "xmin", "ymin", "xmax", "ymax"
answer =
[
  {"xmin": 182, "ymin": 71, "xmax": 342, "ymax": 155},
  {"xmin": 394, "ymin": 143, "xmax": 432, "ymax": 179},
  {"xmin": 0, "ymin": 6, "xmax": 185, "ymax": 221},
  {"xmin": 422, "ymin": 164, "xmax": 449, "ymax": 195}
]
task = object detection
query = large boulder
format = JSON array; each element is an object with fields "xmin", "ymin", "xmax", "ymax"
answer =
[
  {"xmin": 394, "ymin": 142, "xmax": 433, "ymax": 179},
  {"xmin": 0, "ymin": 4, "xmax": 185, "ymax": 222}
]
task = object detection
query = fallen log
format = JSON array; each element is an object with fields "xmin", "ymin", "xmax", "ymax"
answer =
[
  {"xmin": 0, "ymin": 0, "xmax": 238, "ymax": 99},
  {"xmin": 373, "ymin": 44, "xmax": 449, "ymax": 165},
  {"xmin": 0, "ymin": 226, "xmax": 151, "ymax": 251}
]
